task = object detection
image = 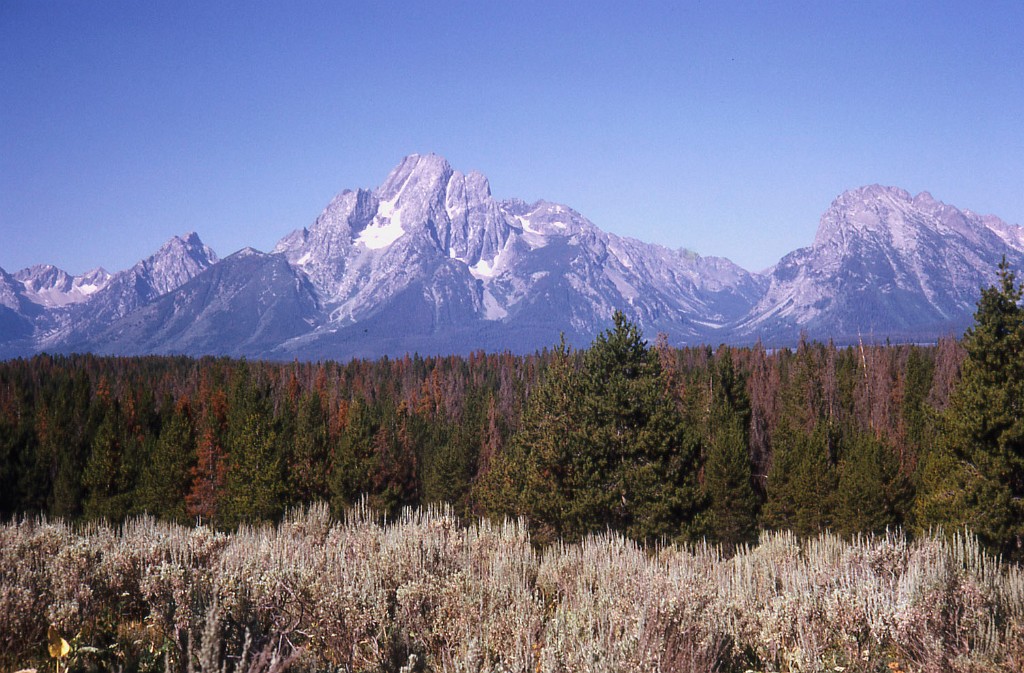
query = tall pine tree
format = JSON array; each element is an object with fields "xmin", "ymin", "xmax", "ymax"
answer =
[
  {"xmin": 330, "ymin": 397, "xmax": 378, "ymax": 516},
  {"xmin": 222, "ymin": 411, "xmax": 284, "ymax": 526},
  {"xmin": 762, "ymin": 420, "xmax": 837, "ymax": 537},
  {"xmin": 701, "ymin": 348, "xmax": 760, "ymax": 548},
  {"xmin": 916, "ymin": 259, "xmax": 1024, "ymax": 558},
  {"xmin": 137, "ymin": 398, "xmax": 196, "ymax": 523},
  {"xmin": 834, "ymin": 429, "xmax": 908, "ymax": 537},
  {"xmin": 288, "ymin": 389, "xmax": 331, "ymax": 505},
  {"xmin": 475, "ymin": 338, "xmax": 579, "ymax": 543},
  {"xmin": 481, "ymin": 313, "xmax": 702, "ymax": 544}
]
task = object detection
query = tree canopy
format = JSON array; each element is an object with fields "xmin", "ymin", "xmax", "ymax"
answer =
[
  {"xmin": 916, "ymin": 259, "xmax": 1024, "ymax": 557},
  {"xmin": 480, "ymin": 312, "xmax": 702, "ymax": 544}
]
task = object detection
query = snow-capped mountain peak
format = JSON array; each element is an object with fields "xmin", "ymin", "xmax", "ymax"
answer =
[
  {"xmin": 14, "ymin": 264, "xmax": 112, "ymax": 307},
  {"xmin": 267, "ymin": 154, "xmax": 764, "ymax": 348},
  {"xmin": 4, "ymin": 157, "xmax": 1023, "ymax": 360}
]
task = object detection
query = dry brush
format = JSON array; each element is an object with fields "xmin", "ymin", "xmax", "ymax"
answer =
[{"xmin": 2, "ymin": 504, "xmax": 1022, "ymax": 672}]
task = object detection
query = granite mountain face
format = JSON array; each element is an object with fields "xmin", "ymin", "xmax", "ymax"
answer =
[
  {"xmin": 2, "ymin": 155, "xmax": 1021, "ymax": 359},
  {"xmin": 732, "ymin": 185, "xmax": 1024, "ymax": 344},
  {"xmin": 13, "ymin": 265, "xmax": 112, "ymax": 308},
  {"xmin": 268, "ymin": 153, "xmax": 765, "ymax": 358},
  {"xmin": 31, "ymin": 232, "xmax": 220, "ymax": 354}
]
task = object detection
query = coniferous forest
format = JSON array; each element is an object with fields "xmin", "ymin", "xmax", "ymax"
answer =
[
  {"xmin": 4, "ymin": 267, "xmax": 1024, "ymax": 556},
  {"xmin": 3, "ymin": 265, "xmax": 1024, "ymax": 672},
  {"xmin": 0, "ymin": 320, "xmax": 960, "ymax": 544}
]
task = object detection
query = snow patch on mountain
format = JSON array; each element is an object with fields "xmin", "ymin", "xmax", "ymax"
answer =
[
  {"xmin": 470, "ymin": 249, "xmax": 504, "ymax": 279},
  {"xmin": 14, "ymin": 265, "xmax": 112, "ymax": 307},
  {"xmin": 356, "ymin": 196, "xmax": 405, "ymax": 249},
  {"xmin": 8, "ymin": 154, "xmax": 1022, "ymax": 360}
]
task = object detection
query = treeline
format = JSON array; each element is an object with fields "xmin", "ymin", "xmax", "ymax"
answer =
[
  {"xmin": 0, "ymin": 333, "xmax": 962, "ymax": 543},
  {"xmin": 1, "ymin": 265, "xmax": 1022, "ymax": 559},
  {"xmin": 0, "ymin": 350, "xmax": 537, "ymax": 527}
]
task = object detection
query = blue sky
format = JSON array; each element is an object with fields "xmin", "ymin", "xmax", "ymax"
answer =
[{"xmin": 2, "ymin": 1, "xmax": 1022, "ymax": 275}]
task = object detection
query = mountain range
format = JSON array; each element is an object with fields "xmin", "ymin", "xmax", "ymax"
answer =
[{"xmin": 2, "ymin": 154, "xmax": 1022, "ymax": 360}]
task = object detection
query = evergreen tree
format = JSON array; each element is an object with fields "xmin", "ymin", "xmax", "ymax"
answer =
[
  {"xmin": 476, "ymin": 339, "xmax": 579, "ymax": 544},
  {"xmin": 900, "ymin": 346, "xmax": 936, "ymax": 470},
  {"xmin": 82, "ymin": 403, "xmax": 133, "ymax": 521},
  {"xmin": 482, "ymin": 313, "xmax": 701, "ymax": 544},
  {"xmin": 580, "ymin": 312, "xmax": 702, "ymax": 541},
  {"xmin": 48, "ymin": 371, "xmax": 94, "ymax": 519},
  {"xmin": 702, "ymin": 348, "xmax": 760, "ymax": 548},
  {"xmin": 762, "ymin": 339, "xmax": 839, "ymax": 537},
  {"xmin": 0, "ymin": 412, "xmax": 18, "ymax": 516},
  {"xmin": 834, "ymin": 429, "xmax": 908, "ymax": 537},
  {"xmin": 186, "ymin": 394, "xmax": 228, "ymax": 525},
  {"xmin": 329, "ymin": 397, "xmax": 378, "ymax": 516},
  {"xmin": 916, "ymin": 259, "xmax": 1024, "ymax": 557},
  {"xmin": 222, "ymin": 411, "xmax": 284, "ymax": 526},
  {"xmin": 137, "ymin": 399, "xmax": 196, "ymax": 522},
  {"xmin": 762, "ymin": 420, "xmax": 837, "ymax": 537},
  {"xmin": 288, "ymin": 389, "xmax": 331, "ymax": 505},
  {"xmin": 421, "ymin": 408, "xmax": 479, "ymax": 515},
  {"xmin": 0, "ymin": 386, "xmax": 36, "ymax": 517},
  {"xmin": 369, "ymin": 408, "xmax": 420, "ymax": 516}
]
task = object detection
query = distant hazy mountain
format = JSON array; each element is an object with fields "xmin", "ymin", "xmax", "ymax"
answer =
[
  {"xmin": 2, "ymin": 155, "xmax": 1021, "ymax": 360},
  {"xmin": 732, "ymin": 185, "xmax": 1024, "ymax": 344},
  {"xmin": 37, "ymin": 232, "xmax": 219, "ymax": 353},
  {"xmin": 14, "ymin": 265, "xmax": 111, "ymax": 308}
]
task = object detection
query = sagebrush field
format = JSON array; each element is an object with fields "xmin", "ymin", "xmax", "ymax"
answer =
[{"xmin": 3, "ymin": 503, "xmax": 1022, "ymax": 673}]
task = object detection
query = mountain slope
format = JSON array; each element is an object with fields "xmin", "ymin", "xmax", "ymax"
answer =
[
  {"xmin": 4, "ymin": 157, "xmax": 1024, "ymax": 360},
  {"xmin": 272, "ymin": 153, "xmax": 763, "ymax": 355},
  {"xmin": 42, "ymin": 232, "xmax": 219, "ymax": 350},
  {"xmin": 75, "ymin": 249, "xmax": 320, "ymax": 357},
  {"xmin": 733, "ymin": 186, "xmax": 1024, "ymax": 343},
  {"xmin": 0, "ymin": 267, "xmax": 37, "ymax": 357}
]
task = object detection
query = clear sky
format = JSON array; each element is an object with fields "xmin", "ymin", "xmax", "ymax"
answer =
[{"xmin": 2, "ymin": 1, "xmax": 1022, "ymax": 276}]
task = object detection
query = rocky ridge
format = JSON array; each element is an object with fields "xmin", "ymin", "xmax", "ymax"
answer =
[{"xmin": 2, "ymin": 155, "xmax": 1021, "ymax": 359}]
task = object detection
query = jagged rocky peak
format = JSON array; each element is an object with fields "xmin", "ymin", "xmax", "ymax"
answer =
[
  {"xmin": 78, "ymin": 267, "xmax": 112, "ymax": 287},
  {"xmin": 984, "ymin": 215, "xmax": 1024, "ymax": 252},
  {"xmin": 159, "ymin": 231, "xmax": 218, "ymax": 262},
  {"xmin": 10, "ymin": 151, "xmax": 1024, "ymax": 359},
  {"xmin": 813, "ymin": 185, "xmax": 913, "ymax": 248},
  {"xmin": 296, "ymin": 188, "xmax": 379, "ymax": 244},
  {"xmin": 377, "ymin": 153, "xmax": 454, "ymax": 203},
  {"xmin": 912, "ymin": 190, "xmax": 938, "ymax": 209},
  {"xmin": 15, "ymin": 264, "xmax": 74, "ymax": 293},
  {"xmin": 445, "ymin": 169, "xmax": 492, "ymax": 210},
  {"xmin": 228, "ymin": 246, "xmax": 267, "ymax": 259},
  {"xmin": 443, "ymin": 169, "xmax": 509, "ymax": 263},
  {"xmin": 512, "ymin": 200, "xmax": 593, "ymax": 237},
  {"xmin": 13, "ymin": 264, "xmax": 112, "ymax": 307},
  {"xmin": 735, "ymin": 184, "xmax": 1024, "ymax": 344},
  {"xmin": 15, "ymin": 264, "xmax": 111, "ymax": 290},
  {"xmin": 285, "ymin": 154, "xmax": 514, "ymax": 270},
  {"xmin": 813, "ymin": 184, "xmax": 1013, "ymax": 255},
  {"xmin": 134, "ymin": 232, "xmax": 219, "ymax": 297}
]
